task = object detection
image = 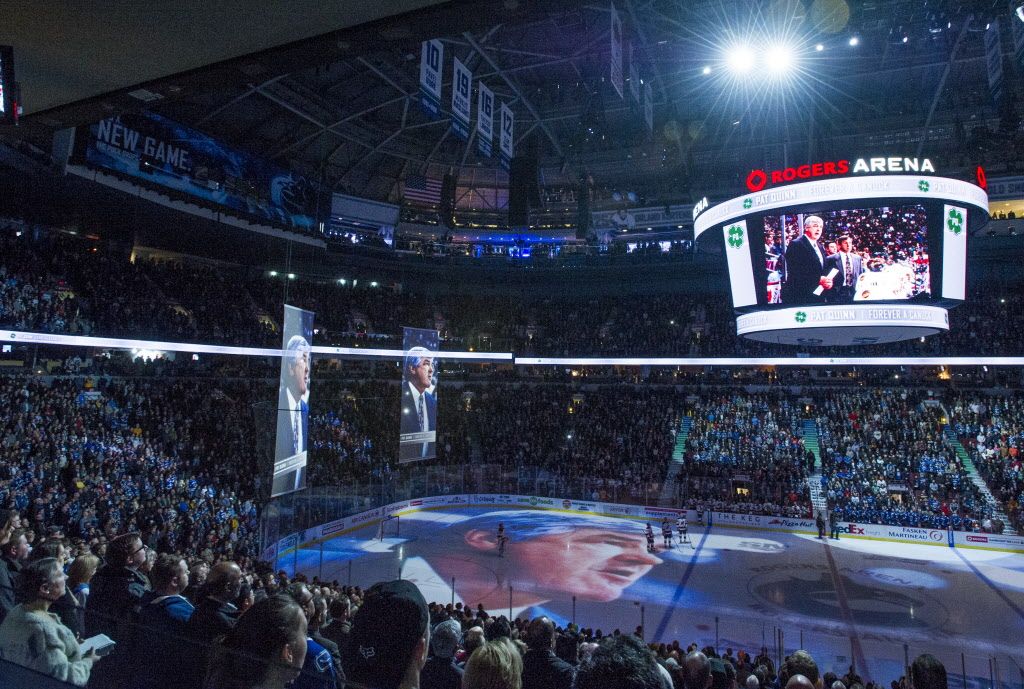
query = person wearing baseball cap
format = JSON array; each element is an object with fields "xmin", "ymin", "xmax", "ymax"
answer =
[{"xmin": 345, "ymin": 580, "xmax": 430, "ymax": 689}]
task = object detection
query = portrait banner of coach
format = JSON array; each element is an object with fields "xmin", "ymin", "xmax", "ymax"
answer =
[
  {"xmin": 272, "ymin": 305, "xmax": 315, "ymax": 497},
  {"xmin": 400, "ymin": 327, "xmax": 440, "ymax": 462}
]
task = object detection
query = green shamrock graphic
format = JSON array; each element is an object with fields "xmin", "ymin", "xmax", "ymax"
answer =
[
  {"xmin": 918, "ymin": 180, "xmax": 929, "ymax": 192},
  {"xmin": 727, "ymin": 225, "xmax": 744, "ymax": 249},
  {"xmin": 743, "ymin": 198, "xmax": 753, "ymax": 209},
  {"xmin": 794, "ymin": 311, "xmax": 807, "ymax": 324},
  {"xmin": 946, "ymin": 208, "xmax": 964, "ymax": 235}
]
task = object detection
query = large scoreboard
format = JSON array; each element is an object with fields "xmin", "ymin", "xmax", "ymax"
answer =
[{"xmin": 694, "ymin": 157, "xmax": 988, "ymax": 346}]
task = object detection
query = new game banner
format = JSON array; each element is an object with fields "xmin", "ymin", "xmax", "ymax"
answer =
[
  {"xmin": 272, "ymin": 305, "xmax": 314, "ymax": 497},
  {"xmin": 77, "ymin": 111, "xmax": 319, "ymax": 229},
  {"xmin": 400, "ymin": 327, "xmax": 439, "ymax": 462}
]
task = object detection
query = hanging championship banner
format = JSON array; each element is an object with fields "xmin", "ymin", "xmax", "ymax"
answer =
[
  {"xmin": 643, "ymin": 81, "xmax": 653, "ymax": 134},
  {"xmin": 985, "ymin": 20, "xmax": 1004, "ymax": 104},
  {"xmin": 419, "ymin": 39, "xmax": 444, "ymax": 118},
  {"xmin": 400, "ymin": 327, "xmax": 439, "ymax": 462},
  {"xmin": 499, "ymin": 102, "xmax": 514, "ymax": 170},
  {"xmin": 451, "ymin": 57, "xmax": 472, "ymax": 140},
  {"xmin": 628, "ymin": 42, "xmax": 641, "ymax": 105},
  {"xmin": 610, "ymin": 2, "xmax": 624, "ymax": 99},
  {"xmin": 477, "ymin": 81, "xmax": 494, "ymax": 157}
]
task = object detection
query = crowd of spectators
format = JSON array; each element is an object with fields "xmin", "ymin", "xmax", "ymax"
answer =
[
  {"xmin": 950, "ymin": 395, "xmax": 1024, "ymax": 533},
  {"xmin": 3, "ymin": 222, "xmax": 1024, "ymax": 360},
  {"xmin": 818, "ymin": 391, "xmax": 993, "ymax": 530},
  {"xmin": 678, "ymin": 395, "xmax": 810, "ymax": 517},
  {"xmin": 0, "ymin": 507, "xmax": 956, "ymax": 689}
]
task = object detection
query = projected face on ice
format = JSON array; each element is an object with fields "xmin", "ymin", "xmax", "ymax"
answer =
[{"xmin": 398, "ymin": 511, "xmax": 662, "ymax": 612}]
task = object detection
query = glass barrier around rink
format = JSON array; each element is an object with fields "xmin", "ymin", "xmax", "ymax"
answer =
[{"xmin": 260, "ymin": 461, "xmax": 668, "ymax": 552}]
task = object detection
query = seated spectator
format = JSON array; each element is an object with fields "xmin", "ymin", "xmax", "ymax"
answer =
[
  {"xmin": 575, "ymin": 634, "xmax": 665, "ymax": 689},
  {"xmin": 421, "ymin": 618, "xmax": 464, "ymax": 689},
  {"xmin": 463, "ymin": 638, "xmax": 523, "ymax": 689},
  {"xmin": 345, "ymin": 579, "xmax": 430, "ymax": 689},
  {"xmin": 205, "ymin": 594, "xmax": 308, "ymax": 689},
  {"xmin": 0, "ymin": 557, "xmax": 99, "ymax": 687},
  {"xmin": 522, "ymin": 616, "xmax": 575, "ymax": 689}
]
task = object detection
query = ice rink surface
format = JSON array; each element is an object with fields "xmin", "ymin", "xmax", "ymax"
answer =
[{"xmin": 289, "ymin": 507, "xmax": 1024, "ymax": 688}]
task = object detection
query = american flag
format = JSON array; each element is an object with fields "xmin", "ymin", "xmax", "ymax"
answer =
[{"xmin": 403, "ymin": 174, "xmax": 443, "ymax": 205}]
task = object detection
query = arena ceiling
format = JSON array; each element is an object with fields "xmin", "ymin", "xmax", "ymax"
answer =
[{"xmin": 5, "ymin": 0, "xmax": 1016, "ymax": 204}]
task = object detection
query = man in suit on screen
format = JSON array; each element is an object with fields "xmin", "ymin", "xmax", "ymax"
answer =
[
  {"xmin": 824, "ymin": 235, "xmax": 864, "ymax": 303},
  {"xmin": 401, "ymin": 347, "xmax": 436, "ymax": 460},
  {"xmin": 273, "ymin": 335, "xmax": 310, "ymax": 494},
  {"xmin": 781, "ymin": 215, "xmax": 833, "ymax": 304}
]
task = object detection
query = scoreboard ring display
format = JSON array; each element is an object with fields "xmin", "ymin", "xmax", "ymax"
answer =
[{"xmin": 694, "ymin": 163, "xmax": 989, "ymax": 346}]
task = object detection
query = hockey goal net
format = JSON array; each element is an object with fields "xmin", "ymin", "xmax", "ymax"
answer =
[{"xmin": 377, "ymin": 514, "xmax": 400, "ymax": 540}]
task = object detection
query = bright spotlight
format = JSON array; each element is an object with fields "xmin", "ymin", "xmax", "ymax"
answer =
[
  {"xmin": 902, "ymin": 35, "xmax": 909, "ymax": 43},
  {"xmin": 814, "ymin": 43, "xmax": 824, "ymax": 51},
  {"xmin": 702, "ymin": 65, "xmax": 712, "ymax": 75},
  {"xmin": 726, "ymin": 44, "xmax": 756, "ymax": 75},
  {"xmin": 848, "ymin": 36, "xmax": 859, "ymax": 46},
  {"xmin": 765, "ymin": 44, "xmax": 796, "ymax": 75},
  {"xmin": 1017, "ymin": 4, "xmax": 1024, "ymax": 23}
]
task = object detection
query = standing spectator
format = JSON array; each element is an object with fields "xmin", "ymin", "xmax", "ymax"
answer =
[
  {"xmin": 136, "ymin": 554, "xmax": 195, "ymax": 689},
  {"xmin": 522, "ymin": 616, "xmax": 575, "ymax": 689},
  {"xmin": 66, "ymin": 553, "xmax": 100, "ymax": 636},
  {"xmin": 910, "ymin": 655, "xmax": 947, "ymax": 689},
  {"xmin": 0, "ymin": 558, "xmax": 99, "ymax": 687},
  {"xmin": 205, "ymin": 594, "xmax": 308, "ymax": 689},
  {"xmin": 285, "ymin": 582, "xmax": 339, "ymax": 689},
  {"xmin": 421, "ymin": 618, "xmax": 464, "ymax": 689},
  {"xmin": 345, "ymin": 579, "xmax": 430, "ymax": 689},
  {"xmin": 463, "ymin": 638, "xmax": 523, "ymax": 689},
  {"xmin": 184, "ymin": 561, "xmax": 210, "ymax": 603},
  {"xmin": 184, "ymin": 560, "xmax": 243, "ymax": 689},
  {"xmin": 0, "ymin": 528, "xmax": 29, "ymax": 624},
  {"xmin": 86, "ymin": 532, "xmax": 150, "ymax": 639},
  {"xmin": 321, "ymin": 594, "xmax": 352, "ymax": 655},
  {"xmin": 682, "ymin": 651, "xmax": 713, "ymax": 689},
  {"xmin": 575, "ymin": 635, "xmax": 665, "ymax": 689}
]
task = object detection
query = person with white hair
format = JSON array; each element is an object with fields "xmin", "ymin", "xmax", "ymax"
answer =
[
  {"xmin": 400, "ymin": 345, "xmax": 437, "ymax": 461},
  {"xmin": 273, "ymin": 333, "xmax": 311, "ymax": 494},
  {"xmin": 781, "ymin": 214, "xmax": 833, "ymax": 304}
]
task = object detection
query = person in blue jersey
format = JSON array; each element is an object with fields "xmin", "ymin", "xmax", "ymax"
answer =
[{"xmin": 285, "ymin": 583, "xmax": 339, "ymax": 689}]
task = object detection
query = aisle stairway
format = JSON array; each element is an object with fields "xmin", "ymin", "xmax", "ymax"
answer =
[
  {"xmin": 659, "ymin": 416, "xmax": 693, "ymax": 506},
  {"xmin": 942, "ymin": 423, "xmax": 1017, "ymax": 535},
  {"xmin": 802, "ymin": 419, "xmax": 828, "ymax": 519}
]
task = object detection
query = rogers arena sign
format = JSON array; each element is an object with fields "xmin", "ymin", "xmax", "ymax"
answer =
[
  {"xmin": 694, "ymin": 174, "xmax": 988, "ymax": 240},
  {"xmin": 745, "ymin": 158, "xmax": 936, "ymax": 192}
]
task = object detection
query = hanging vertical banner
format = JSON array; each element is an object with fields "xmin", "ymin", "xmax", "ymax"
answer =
[
  {"xmin": 610, "ymin": 1, "xmax": 624, "ymax": 99},
  {"xmin": 477, "ymin": 81, "xmax": 494, "ymax": 157},
  {"xmin": 419, "ymin": 39, "xmax": 444, "ymax": 118},
  {"xmin": 643, "ymin": 81, "xmax": 654, "ymax": 134},
  {"xmin": 451, "ymin": 57, "xmax": 472, "ymax": 140},
  {"xmin": 628, "ymin": 42, "xmax": 641, "ymax": 105},
  {"xmin": 1013, "ymin": 1, "xmax": 1024, "ymax": 71},
  {"xmin": 272, "ymin": 305, "xmax": 315, "ymax": 497},
  {"xmin": 499, "ymin": 102, "xmax": 514, "ymax": 170},
  {"xmin": 985, "ymin": 20, "xmax": 1004, "ymax": 104},
  {"xmin": 400, "ymin": 327, "xmax": 439, "ymax": 462}
]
